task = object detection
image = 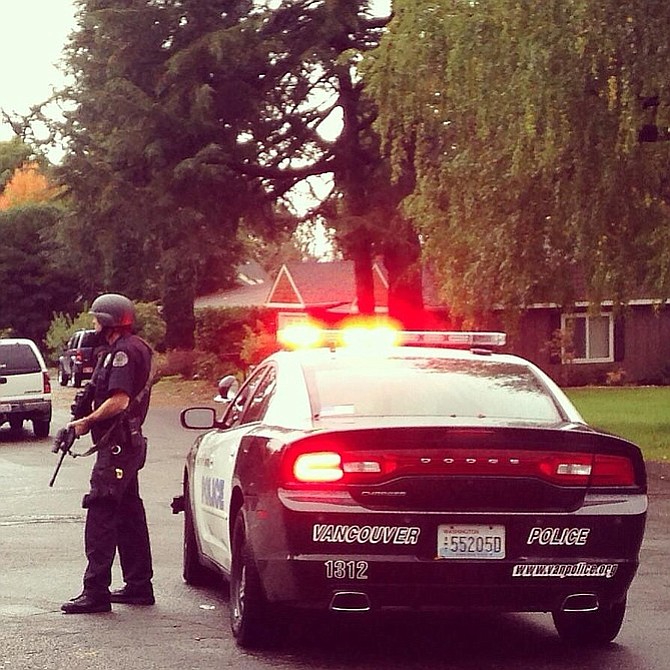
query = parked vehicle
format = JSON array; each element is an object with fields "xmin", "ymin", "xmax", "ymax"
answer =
[
  {"xmin": 0, "ymin": 338, "xmax": 52, "ymax": 438},
  {"xmin": 58, "ymin": 329, "xmax": 98, "ymax": 387},
  {"xmin": 173, "ymin": 323, "xmax": 647, "ymax": 649}
]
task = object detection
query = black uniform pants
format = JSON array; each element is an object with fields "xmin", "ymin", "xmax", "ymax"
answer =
[{"xmin": 82, "ymin": 465, "xmax": 153, "ymax": 598}]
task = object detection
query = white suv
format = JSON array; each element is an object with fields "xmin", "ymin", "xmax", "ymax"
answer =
[{"xmin": 0, "ymin": 338, "xmax": 52, "ymax": 438}]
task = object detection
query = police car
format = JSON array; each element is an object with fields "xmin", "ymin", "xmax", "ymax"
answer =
[{"xmin": 173, "ymin": 321, "xmax": 647, "ymax": 649}]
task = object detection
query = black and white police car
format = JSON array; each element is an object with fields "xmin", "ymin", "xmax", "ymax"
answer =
[{"xmin": 173, "ymin": 321, "xmax": 647, "ymax": 648}]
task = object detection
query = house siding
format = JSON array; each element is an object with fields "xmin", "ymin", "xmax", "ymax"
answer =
[{"xmin": 507, "ymin": 305, "xmax": 670, "ymax": 386}]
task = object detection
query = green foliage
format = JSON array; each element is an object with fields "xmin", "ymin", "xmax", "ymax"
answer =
[
  {"xmin": 44, "ymin": 311, "xmax": 92, "ymax": 364},
  {"xmin": 52, "ymin": 0, "xmax": 412, "ymax": 345},
  {"xmin": 0, "ymin": 138, "xmax": 32, "ymax": 191},
  {"xmin": 365, "ymin": 0, "xmax": 670, "ymax": 319},
  {"xmin": 240, "ymin": 319, "xmax": 281, "ymax": 367},
  {"xmin": 154, "ymin": 349, "xmax": 235, "ymax": 382},
  {"xmin": 134, "ymin": 301, "xmax": 167, "ymax": 350},
  {"xmin": 0, "ymin": 204, "xmax": 80, "ymax": 346},
  {"xmin": 195, "ymin": 306, "xmax": 276, "ymax": 374},
  {"xmin": 44, "ymin": 300, "xmax": 166, "ymax": 365}
]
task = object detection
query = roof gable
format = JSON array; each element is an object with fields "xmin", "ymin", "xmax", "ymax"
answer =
[{"xmin": 266, "ymin": 260, "xmax": 389, "ymax": 310}]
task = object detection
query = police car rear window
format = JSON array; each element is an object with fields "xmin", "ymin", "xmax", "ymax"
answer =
[
  {"xmin": 79, "ymin": 331, "xmax": 98, "ymax": 347},
  {"xmin": 305, "ymin": 357, "xmax": 563, "ymax": 423},
  {"xmin": 0, "ymin": 344, "xmax": 41, "ymax": 374}
]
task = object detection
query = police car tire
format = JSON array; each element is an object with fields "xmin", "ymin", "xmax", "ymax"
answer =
[
  {"xmin": 230, "ymin": 514, "xmax": 271, "ymax": 648},
  {"xmin": 552, "ymin": 598, "xmax": 626, "ymax": 646},
  {"xmin": 183, "ymin": 483, "xmax": 216, "ymax": 586}
]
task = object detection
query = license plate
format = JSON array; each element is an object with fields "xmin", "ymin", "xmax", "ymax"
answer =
[
  {"xmin": 437, "ymin": 524, "xmax": 506, "ymax": 559},
  {"xmin": 0, "ymin": 403, "xmax": 12, "ymax": 412},
  {"xmin": 83, "ymin": 367, "xmax": 93, "ymax": 374}
]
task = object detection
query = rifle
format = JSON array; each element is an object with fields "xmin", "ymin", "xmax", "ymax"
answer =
[
  {"xmin": 49, "ymin": 383, "xmax": 95, "ymax": 488},
  {"xmin": 49, "ymin": 427, "xmax": 77, "ymax": 487}
]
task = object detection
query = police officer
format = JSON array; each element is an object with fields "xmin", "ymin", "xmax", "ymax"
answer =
[{"xmin": 61, "ymin": 293, "xmax": 155, "ymax": 614}]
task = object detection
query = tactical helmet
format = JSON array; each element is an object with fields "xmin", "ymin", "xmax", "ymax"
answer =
[{"xmin": 89, "ymin": 293, "xmax": 135, "ymax": 328}]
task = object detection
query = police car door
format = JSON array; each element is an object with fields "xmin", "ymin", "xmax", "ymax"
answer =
[{"xmin": 200, "ymin": 365, "xmax": 274, "ymax": 571}]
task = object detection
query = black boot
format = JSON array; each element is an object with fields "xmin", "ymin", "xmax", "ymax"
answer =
[
  {"xmin": 61, "ymin": 593, "xmax": 111, "ymax": 614},
  {"xmin": 110, "ymin": 585, "xmax": 155, "ymax": 606}
]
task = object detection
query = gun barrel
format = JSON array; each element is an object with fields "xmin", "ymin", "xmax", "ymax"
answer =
[{"xmin": 49, "ymin": 449, "xmax": 68, "ymax": 487}]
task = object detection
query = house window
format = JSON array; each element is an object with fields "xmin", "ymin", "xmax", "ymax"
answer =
[{"xmin": 562, "ymin": 313, "xmax": 614, "ymax": 363}]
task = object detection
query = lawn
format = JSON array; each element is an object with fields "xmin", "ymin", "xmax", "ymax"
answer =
[{"xmin": 565, "ymin": 386, "xmax": 670, "ymax": 463}]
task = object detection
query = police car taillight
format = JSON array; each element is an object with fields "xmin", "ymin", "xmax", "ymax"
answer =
[
  {"xmin": 288, "ymin": 450, "xmax": 391, "ymax": 484},
  {"xmin": 293, "ymin": 452, "xmax": 343, "ymax": 483},
  {"xmin": 285, "ymin": 447, "xmax": 636, "ymax": 487},
  {"xmin": 590, "ymin": 454, "xmax": 636, "ymax": 487},
  {"xmin": 534, "ymin": 452, "xmax": 635, "ymax": 486},
  {"xmin": 43, "ymin": 371, "xmax": 51, "ymax": 394}
]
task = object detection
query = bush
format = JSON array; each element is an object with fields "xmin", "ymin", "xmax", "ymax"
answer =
[
  {"xmin": 134, "ymin": 301, "xmax": 166, "ymax": 350},
  {"xmin": 195, "ymin": 306, "xmax": 276, "ymax": 373},
  {"xmin": 45, "ymin": 301, "xmax": 166, "ymax": 366},
  {"xmin": 44, "ymin": 310, "xmax": 93, "ymax": 364},
  {"xmin": 155, "ymin": 348, "xmax": 240, "ymax": 382},
  {"xmin": 240, "ymin": 320, "xmax": 280, "ymax": 367}
]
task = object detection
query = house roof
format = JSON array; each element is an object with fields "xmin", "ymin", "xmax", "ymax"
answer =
[
  {"xmin": 195, "ymin": 260, "xmax": 446, "ymax": 312},
  {"xmin": 194, "ymin": 260, "xmax": 272, "ymax": 309},
  {"xmin": 265, "ymin": 260, "xmax": 389, "ymax": 311}
]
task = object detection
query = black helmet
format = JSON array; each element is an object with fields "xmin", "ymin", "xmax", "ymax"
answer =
[{"xmin": 90, "ymin": 293, "xmax": 135, "ymax": 328}]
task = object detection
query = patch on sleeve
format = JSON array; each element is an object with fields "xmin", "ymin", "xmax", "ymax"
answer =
[{"xmin": 112, "ymin": 351, "xmax": 130, "ymax": 368}]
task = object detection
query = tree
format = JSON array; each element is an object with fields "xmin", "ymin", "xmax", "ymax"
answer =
[
  {"xmin": 52, "ymin": 0, "xmax": 422, "ymax": 342},
  {"xmin": 0, "ymin": 162, "xmax": 61, "ymax": 209},
  {"xmin": 221, "ymin": 0, "xmax": 426, "ymax": 324},
  {"xmin": 0, "ymin": 138, "xmax": 32, "ymax": 191},
  {"xmin": 365, "ymin": 0, "xmax": 670, "ymax": 320},
  {"xmin": 0, "ymin": 204, "xmax": 81, "ymax": 344},
  {"xmin": 54, "ymin": 0, "xmax": 301, "ymax": 348}
]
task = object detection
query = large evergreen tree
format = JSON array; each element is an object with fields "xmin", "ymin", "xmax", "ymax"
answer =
[{"xmin": 52, "ymin": 0, "xmax": 430, "ymax": 345}]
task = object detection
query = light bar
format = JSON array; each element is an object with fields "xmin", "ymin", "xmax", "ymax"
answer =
[
  {"xmin": 398, "ymin": 331, "xmax": 507, "ymax": 349},
  {"xmin": 277, "ymin": 319, "xmax": 507, "ymax": 351}
]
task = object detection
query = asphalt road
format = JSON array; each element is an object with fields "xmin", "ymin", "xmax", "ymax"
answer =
[{"xmin": 1, "ymin": 384, "xmax": 669, "ymax": 670}]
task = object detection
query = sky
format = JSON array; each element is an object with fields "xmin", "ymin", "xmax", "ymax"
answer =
[
  {"xmin": 0, "ymin": 0, "xmax": 391, "ymax": 152},
  {"xmin": 0, "ymin": 0, "xmax": 77, "ymax": 142}
]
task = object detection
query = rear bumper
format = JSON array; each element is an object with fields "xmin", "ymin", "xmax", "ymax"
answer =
[
  {"xmin": 0, "ymin": 398, "xmax": 52, "ymax": 422},
  {"xmin": 258, "ymin": 553, "xmax": 637, "ymax": 613},
  {"xmin": 248, "ymin": 493, "xmax": 646, "ymax": 614}
]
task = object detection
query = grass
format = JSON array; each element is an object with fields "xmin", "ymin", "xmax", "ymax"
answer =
[{"xmin": 565, "ymin": 387, "xmax": 670, "ymax": 463}]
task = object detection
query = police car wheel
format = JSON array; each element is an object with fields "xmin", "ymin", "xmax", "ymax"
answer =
[
  {"xmin": 230, "ymin": 514, "xmax": 271, "ymax": 648},
  {"xmin": 552, "ymin": 598, "xmax": 626, "ymax": 645},
  {"xmin": 182, "ymin": 482, "xmax": 217, "ymax": 586}
]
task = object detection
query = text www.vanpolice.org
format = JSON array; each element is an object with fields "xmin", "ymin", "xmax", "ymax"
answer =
[{"xmin": 512, "ymin": 562, "xmax": 619, "ymax": 579}]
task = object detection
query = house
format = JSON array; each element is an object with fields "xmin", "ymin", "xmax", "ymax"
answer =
[
  {"xmin": 504, "ymin": 298, "xmax": 670, "ymax": 386},
  {"xmin": 265, "ymin": 260, "xmax": 389, "ymax": 323},
  {"xmin": 196, "ymin": 260, "xmax": 670, "ymax": 385}
]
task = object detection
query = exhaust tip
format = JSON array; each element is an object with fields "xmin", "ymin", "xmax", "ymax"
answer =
[
  {"xmin": 561, "ymin": 593, "xmax": 599, "ymax": 613},
  {"xmin": 329, "ymin": 591, "xmax": 371, "ymax": 612}
]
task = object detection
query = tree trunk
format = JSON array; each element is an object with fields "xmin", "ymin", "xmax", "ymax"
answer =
[
  {"xmin": 162, "ymin": 252, "xmax": 196, "ymax": 350},
  {"xmin": 384, "ymin": 218, "xmax": 424, "ymax": 327}
]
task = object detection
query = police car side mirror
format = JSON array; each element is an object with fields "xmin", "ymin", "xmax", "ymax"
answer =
[
  {"xmin": 214, "ymin": 375, "xmax": 239, "ymax": 404},
  {"xmin": 180, "ymin": 407, "xmax": 217, "ymax": 430}
]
